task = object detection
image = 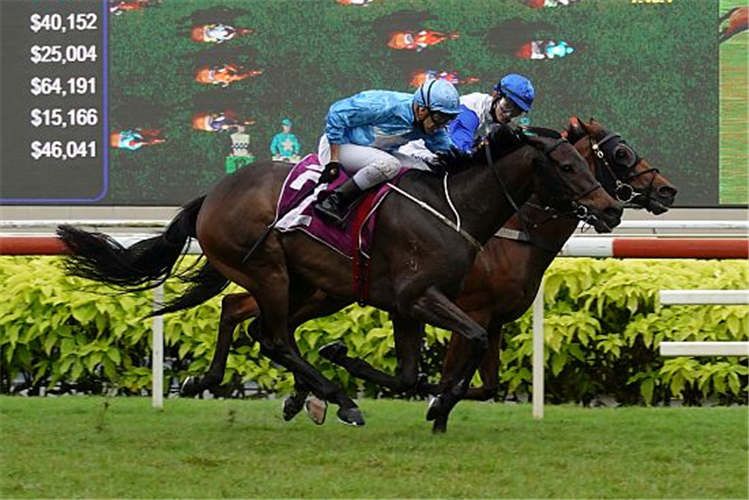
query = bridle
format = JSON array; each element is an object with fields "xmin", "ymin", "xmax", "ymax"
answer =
[
  {"xmin": 588, "ymin": 132, "xmax": 659, "ymax": 207},
  {"xmin": 483, "ymin": 129, "xmax": 605, "ymax": 248}
]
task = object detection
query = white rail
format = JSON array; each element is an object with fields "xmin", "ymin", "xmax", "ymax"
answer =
[
  {"xmin": 660, "ymin": 290, "xmax": 749, "ymax": 305},
  {"xmin": 660, "ymin": 342, "xmax": 748, "ymax": 356},
  {"xmin": 659, "ymin": 289, "xmax": 749, "ymax": 359}
]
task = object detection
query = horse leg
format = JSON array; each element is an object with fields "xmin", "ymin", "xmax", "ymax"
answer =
[
  {"xmin": 181, "ymin": 293, "xmax": 259, "ymax": 397},
  {"xmin": 248, "ymin": 274, "xmax": 365, "ymax": 426},
  {"xmin": 404, "ymin": 287, "xmax": 488, "ymax": 433},
  {"xmin": 279, "ymin": 292, "xmax": 353, "ymax": 424},
  {"xmin": 463, "ymin": 320, "xmax": 504, "ymax": 401},
  {"xmin": 319, "ymin": 312, "xmax": 424, "ymax": 394}
]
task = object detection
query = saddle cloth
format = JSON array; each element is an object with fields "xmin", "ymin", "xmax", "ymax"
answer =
[{"xmin": 274, "ymin": 154, "xmax": 406, "ymax": 259}]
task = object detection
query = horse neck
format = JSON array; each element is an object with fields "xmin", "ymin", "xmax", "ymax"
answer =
[
  {"xmin": 449, "ymin": 146, "xmax": 538, "ymax": 244},
  {"xmin": 503, "ymin": 195, "xmax": 578, "ymax": 262},
  {"xmin": 501, "ymin": 137, "xmax": 597, "ymax": 264}
]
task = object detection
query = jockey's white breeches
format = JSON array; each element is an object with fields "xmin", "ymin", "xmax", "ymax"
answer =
[{"xmin": 318, "ymin": 136, "xmax": 428, "ymax": 191}]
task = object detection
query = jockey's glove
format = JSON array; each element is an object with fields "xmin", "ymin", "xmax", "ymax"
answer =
[{"xmin": 319, "ymin": 161, "xmax": 342, "ymax": 184}]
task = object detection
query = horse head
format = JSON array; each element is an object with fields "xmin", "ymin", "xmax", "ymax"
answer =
[
  {"xmin": 514, "ymin": 125, "xmax": 623, "ymax": 233},
  {"xmin": 566, "ymin": 117, "xmax": 677, "ymax": 214}
]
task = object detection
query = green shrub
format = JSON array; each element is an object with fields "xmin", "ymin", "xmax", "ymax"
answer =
[{"xmin": 0, "ymin": 256, "xmax": 746, "ymax": 405}]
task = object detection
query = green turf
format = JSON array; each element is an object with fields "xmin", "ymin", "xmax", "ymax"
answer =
[
  {"xmin": 0, "ymin": 397, "xmax": 746, "ymax": 499},
  {"xmin": 719, "ymin": 0, "xmax": 749, "ymax": 205}
]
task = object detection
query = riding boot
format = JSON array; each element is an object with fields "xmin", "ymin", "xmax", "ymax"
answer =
[{"xmin": 314, "ymin": 178, "xmax": 365, "ymax": 224}]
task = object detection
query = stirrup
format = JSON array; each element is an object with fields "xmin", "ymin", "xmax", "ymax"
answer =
[{"xmin": 314, "ymin": 199, "xmax": 348, "ymax": 224}]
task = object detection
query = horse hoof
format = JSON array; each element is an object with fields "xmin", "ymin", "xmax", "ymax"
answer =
[
  {"xmin": 318, "ymin": 341, "xmax": 348, "ymax": 362},
  {"xmin": 336, "ymin": 407, "xmax": 365, "ymax": 427},
  {"xmin": 282, "ymin": 396, "xmax": 305, "ymax": 422},
  {"xmin": 180, "ymin": 376, "xmax": 200, "ymax": 397},
  {"xmin": 304, "ymin": 396, "xmax": 327, "ymax": 425},
  {"xmin": 432, "ymin": 418, "xmax": 448, "ymax": 434}
]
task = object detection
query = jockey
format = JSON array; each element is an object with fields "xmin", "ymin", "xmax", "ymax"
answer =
[
  {"xmin": 270, "ymin": 118, "xmax": 301, "ymax": 162},
  {"xmin": 203, "ymin": 24, "xmax": 236, "ymax": 43},
  {"xmin": 314, "ymin": 79, "xmax": 461, "ymax": 224},
  {"xmin": 449, "ymin": 73, "xmax": 534, "ymax": 152}
]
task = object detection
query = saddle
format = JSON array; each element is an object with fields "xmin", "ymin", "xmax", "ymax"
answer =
[{"xmin": 274, "ymin": 154, "xmax": 407, "ymax": 304}]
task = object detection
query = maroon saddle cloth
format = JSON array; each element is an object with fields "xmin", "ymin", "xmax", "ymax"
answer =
[{"xmin": 274, "ymin": 154, "xmax": 407, "ymax": 260}]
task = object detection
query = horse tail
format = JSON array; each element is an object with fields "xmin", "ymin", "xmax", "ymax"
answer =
[
  {"xmin": 57, "ymin": 195, "xmax": 205, "ymax": 292},
  {"xmin": 149, "ymin": 260, "xmax": 230, "ymax": 317}
]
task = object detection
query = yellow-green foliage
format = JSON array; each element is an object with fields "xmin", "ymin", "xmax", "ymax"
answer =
[{"xmin": 0, "ymin": 256, "xmax": 746, "ymax": 404}]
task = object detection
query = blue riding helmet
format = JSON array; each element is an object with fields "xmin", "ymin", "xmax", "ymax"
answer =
[
  {"xmin": 494, "ymin": 74, "xmax": 535, "ymax": 112},
  {"xmin": 282, "ymin": 118, "xmax": 293, "ymax": 126},
  {"xmin": 413, "ymin": 79, "xmax": 461, "ymax": 116}
]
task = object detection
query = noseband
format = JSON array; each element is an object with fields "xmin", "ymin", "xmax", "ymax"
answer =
[{"xmin": 589, "ymin": 132, "xmax": 658, "ymax": 205}]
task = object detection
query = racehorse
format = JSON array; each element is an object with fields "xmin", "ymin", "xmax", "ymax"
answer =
[
  {"xmin": 191, "ymin": 111, "xmax": 255, "ymax": 132},
  {"xmin": 195, "ymin": 64, "xmax": 262, "ymax": 88},
  {"xmin": 719, "ymin": 6, "xmax": 748, "ymax": 44},
  {"xmin": 58, "ymin": 123, "xmax": 622, "ymax": 433},
  {"xmin": 110, "ymin": 0, "xmax": 161, "ymax": 16},
  {"xmin": 110, "ymin": 128, "xmax": 166, "ymax": 150},
  {"xmin": 190, "ymin": 24, "xmax": 254, "ymax": 44},
  {"xmin": 387, "ymin": 30, "xmax": 459, "ymax": 51},
  {"xmin": 174, "ymin": 117, "xmax": 676, "ymax": 423}
]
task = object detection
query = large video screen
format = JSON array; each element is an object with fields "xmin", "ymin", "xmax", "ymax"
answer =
[{"xmin": 1, "ymin": 0, "xmax": 745, "ymax": 207}]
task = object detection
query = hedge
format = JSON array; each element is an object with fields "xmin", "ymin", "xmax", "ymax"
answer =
[{"xmin": 0, "ymin": 256, "xmax": 746, "ymax": 405}]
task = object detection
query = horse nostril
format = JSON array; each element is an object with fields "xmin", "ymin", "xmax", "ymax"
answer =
[
  {"xmin": 605, "ymin": 205, "xmax": 623, "ymax": 219},
  {"xmin": 658, "ymin": 185, "xmax": 678, "ymax": 200}
]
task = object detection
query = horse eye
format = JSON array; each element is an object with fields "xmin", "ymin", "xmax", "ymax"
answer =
[
  {"xmin": 614, "ymin": 146, "xmax": 636, "ymax": 167},
  {"xmin": 562, "ymin": 164, "xmax": 573, "ymax": 173}
]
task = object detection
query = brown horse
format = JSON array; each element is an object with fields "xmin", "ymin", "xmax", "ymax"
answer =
[
  {"xmin": 719, "ymin": 6, "xmax": 748, "ymax": 44},
  {"xmin": 58, "ymin": 123, "xmax": 622, "ymax": 432},
  {"xmin": 175, "ymin": 117, "xmax": 676, "ymax": 420}
]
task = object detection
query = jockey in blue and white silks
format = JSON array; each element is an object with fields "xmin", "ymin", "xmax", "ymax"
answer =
[
  {"xmin": 315, "ymin": 79, "xmax": 461, "ymax": 224},
  {"xmin": 450, "ymin": 73, "xmax": 535, "ymax": 152}
]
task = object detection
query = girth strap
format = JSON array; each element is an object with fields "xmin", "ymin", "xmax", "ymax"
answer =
[
  {"xmin": 495, "ymin": 227, "xmax": 532, "ymax": 242},
  {"xmin": 386, "ymin": 182, "xmax": 484, "ymax": 253}
]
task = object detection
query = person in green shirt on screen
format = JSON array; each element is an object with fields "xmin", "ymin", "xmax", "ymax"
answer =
[{"xmin": 270, "ymin": 118, "xmax": 301, "ymax": 163}]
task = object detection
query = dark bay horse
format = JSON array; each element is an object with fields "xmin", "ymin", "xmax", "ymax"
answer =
[
  {"xmin": 174, "ymin": 117, "xmax": 676, "ymax": 421},
  {"xmin": 58, "ymin": 124, "xmax": 622, "ymax": 432},
  {"xmin": 421, "ymin": 117, "xmax": 677, "ymax": 402}
]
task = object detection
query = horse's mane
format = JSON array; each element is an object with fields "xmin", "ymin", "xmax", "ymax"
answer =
[{"xmin": 426, "ymin": 122, "xmax": 528, "ymax": 175}]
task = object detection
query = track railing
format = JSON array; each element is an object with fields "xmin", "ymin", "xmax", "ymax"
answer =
[{"xmin": 658, "ymin": 290, "xmax": 749, "ymax": 358}]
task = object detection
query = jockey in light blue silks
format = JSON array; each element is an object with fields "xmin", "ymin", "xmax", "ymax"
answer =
[{"xmin": 315, "ymin": 79, "xmax": 461, "ymax": 224}]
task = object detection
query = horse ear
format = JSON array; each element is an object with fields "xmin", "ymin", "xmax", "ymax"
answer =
[{"xmin": 566, "ymin": 116, "xmax": 586, "ymax": 142}]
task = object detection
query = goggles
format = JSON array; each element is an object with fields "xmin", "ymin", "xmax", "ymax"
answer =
[
  {"xmin": 428, "ymin": 110, "xmax": 456, "ymax": 127},
  {"xmin": 497, "ymin": 96, "xmax": 523, "ymax": 118}
]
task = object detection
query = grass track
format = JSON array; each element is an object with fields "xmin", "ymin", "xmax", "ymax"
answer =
[{"xmin": 0, "ymin": 397, "xmax": 746, "ymax": 499}]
